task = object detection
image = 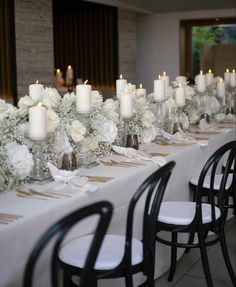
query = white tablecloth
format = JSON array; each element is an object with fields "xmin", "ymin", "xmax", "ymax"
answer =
[{"xmin": 0, "ymin": 124, "xmax": 235, "ymax": 287}]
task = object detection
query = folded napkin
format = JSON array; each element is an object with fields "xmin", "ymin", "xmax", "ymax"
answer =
[
  {"xmin": 162, "ymin": 131, "xmax": 208, "ymax": 147},
  {"xmin": 112, "ymin": 146, "xmax": 167, "ymax": 166},
  {"xmin": 215, "ymin": 113, "xmax": 236, "ymax": 123},
  {"xmin": 47, "ymin": 162, "xmax": 98, "ymax": 192}
]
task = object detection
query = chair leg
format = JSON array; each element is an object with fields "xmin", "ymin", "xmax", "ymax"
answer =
[
  {"xmin": 125, "ymin": 274, "xmax": 133, "ymax": 287},
  {"xmin": 167, "ymin": 232, "xmax": 177, "ymax": 282},
  {"xmin": 197, "ymin": 231, "xmax": 213, "ymax": 287},
  {"xmin": 219, "ymin": 225, "xmax": 236, "ymax": 285},
  {"xmin": 184, "ymin": 232, "xmax": 195, "ymax": 254}
]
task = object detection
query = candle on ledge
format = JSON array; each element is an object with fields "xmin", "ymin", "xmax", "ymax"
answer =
[
  {"xmin": 196, "ymin": 70, "xmax": 206, "ymax": 93},
  {"xmin": 29, "ymin": 80, "xmax": 44, "ymax": 99},
  {"xmin": 206, "ymin": 69, "xmax": 214, "ymax": 86},
  {"xmin": 116, "ymin": 74, "xmax": 127, "ymax": 99},
  {"xmin": 54, "ymin": 69, "xmax": 64, "ymax": 87},
  {"xmin": 29, "ymin": 103, "xmax": 47, "ymax": 140},
  {"xmin": 160, "ymin": 71, "xmax": 170, "ymax": 88},
  {"xmin": 224, "ymin": 68, "xmax": 230, "ymax": 84},
  {"xmin": 154, "ymin": 75, "xmax": 165, "ymax": 101},
  {"xmin": 217, "ymin": 78, "xmax": 226, "ymax": 105},
  {"xmin": 175, "ymin": 84, "xmax": 185, "ymax": 107},
  {"xmin": 136, "ymin": 83, "xmax": 146, "ymax": 97},
  {"xmin": 120, "ymin": 86, "xmax": 133, "ymax": 118},
  {"xmin": 66, "ymin": 65, "xmax": 73, "ymax": 86},
  {"xmin": 229, "ymin": 69, "xmax": 236, "ymax": 88},
  {"xmin": 76, "ymin": 80, "xmax": 92, "ymax": 113}
]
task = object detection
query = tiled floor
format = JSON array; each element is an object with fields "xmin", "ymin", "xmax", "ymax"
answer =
[{"xmin": 154, "ymin": 218, "xmax": 236, "ymax": 287}]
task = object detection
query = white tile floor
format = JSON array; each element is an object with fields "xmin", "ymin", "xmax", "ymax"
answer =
[{"xmin": 154, "ymin": 218, "xmax": 236, "ymax": 287}]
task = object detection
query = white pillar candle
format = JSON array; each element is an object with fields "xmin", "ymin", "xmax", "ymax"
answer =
[
  {"xmin": 136, "ymin": 83, "xmax": 146, "ymax": 97},
  {"xmin": 229, "ymin": 69, "xmax": 236, "ymax": 88},
  {"xmin": 66, "ymin": 65, "xmax": 73, "ymax": 85},
  {"xmin": 120, "ymin": 88, "xmax": 133, "ymax": 118},
  {"xmin": 76, "ymin": 80, "xmax": 92, "ymax": 113},
  {"xmin": 206, "ymin": 69, "xmax": 214, "ymax": 86},
  {"xmin": 29, "ymin": 103, "xmax": 47, "ymax": 140},
  {"xmin": 29, "ymin": 81, "xmax": 44, "ymax": 100},
  {"xmin": 196, "ymin": 70, "xmax": 206, "ymax": 93},
  {"xmin": 116, "ymin": 74, "xmax": 127, "ymax": 99},
  {"xmin": 217, "ymin": 78, "xmax": 226, "ymax": 105},
  {"xmin": 160, "ymin": 71, "xmax": 170, "ymax": 88},
  {"xmin": 175, "ymin": 84, "xmax": 185, "ymax": 107},
  {"xmin": 224, "ymin": 68, "xmax": 230, "ymax": 84},
  {"xmin": 154, "ymin": 76, "xmax": 165, "ymax": 101}
]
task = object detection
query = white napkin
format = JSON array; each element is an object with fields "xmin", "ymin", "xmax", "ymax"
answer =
[
  {"xmin": 162, "ymin": 131, "xmax": 208, "ymax": 147},
  {"xmin": 215, "ymin": 113, "xmax": 236, "ymax": 123},
  {"xmin": 112, "ymin": 146, "xmax": 167, "ymax": 166},
  {"xmin": 47, "ymin": 162, "xmax": 99, "ymax": 192}
]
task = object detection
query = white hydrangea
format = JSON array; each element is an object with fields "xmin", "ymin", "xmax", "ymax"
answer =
[
  {"xmin": 5, "ymin": 142, "xmax": 33, "ymax": 179},
  {"xmin": 140, "ymin": 126, "xmax": 156, "ymax": 143},
  {"xmin": 141, "ymin": 110, "xmax": 156, "ymax": 127},
  {"xmin": 42, "ymin": 87, "xmax": 61, "ymax": 109}
]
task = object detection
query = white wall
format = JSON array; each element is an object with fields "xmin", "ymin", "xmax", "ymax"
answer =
[{"xmin": 136, "ymin": 9, "xmax": 236, "ymax": 93}]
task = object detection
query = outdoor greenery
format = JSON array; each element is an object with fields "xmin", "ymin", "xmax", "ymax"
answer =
[{"xmin": 192, "ymin": 25, "xmax": 236, "ymax": 75}]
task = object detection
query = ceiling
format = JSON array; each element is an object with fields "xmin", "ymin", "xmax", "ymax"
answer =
[{"xmin": 85, "ymin": 0, "xmax": 236, "ymax": 14}]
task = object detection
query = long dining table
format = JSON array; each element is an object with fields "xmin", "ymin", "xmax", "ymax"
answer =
[{"xmin": 0, "ymin": 122, "xmax": 235, "ymax": 287}]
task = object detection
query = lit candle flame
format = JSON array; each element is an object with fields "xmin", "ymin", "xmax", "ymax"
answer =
[
  {"xmin": 140, "ymin": 83, "xmax": 142, "ymax": 88},
  {"xmin": 200, "ymin": 70, "xmax": 203, "ymax": 75},
  {"xmin": 220, "ymin": 78, "xmax": 223, "ymax": 83},
  {"xmin": 179, "ymin": 84, "xmax": 182, "ymax": 88},
  {"xmin": 120, "ymin": 74, "xmax": 123, "ymax": 79},
  {"xmin": 36, "ymin": 80, "xmax": 39, "ymax": 84},
  {"xmin": 226, "ymin": 69, "xmax": 229, "ymax": 73},
  {"xmin": 37, "ymin": 102, "xmax": 42, "ymax": 107},
  {"xmin": 56, "ymin": 68, "xmax": 60, "ymax": 73},
  {"xmin": 208, "ymin": 69, "xmax": 212, "ymax": 73},
  {"xmin": 68, "ymin": 65, "xmax": 72, "ymax": 70},
  {"xmin": 233, "ymin": 69, "xmax": 235, "ymax": 73},
  {"xmin": 163, "ymin": 71, "xmax": 166, "ymax": 76},
  {"xmin": 84, "ymin": 80, "xmax": 88, "ymax": 85},
  {"xmin": 158, "ymin": 75, "xmax": 161, "ymax": 79}
]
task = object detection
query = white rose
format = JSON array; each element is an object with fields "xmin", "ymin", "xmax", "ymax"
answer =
[
  {"xmin": 84, "ymin": 136, "xmax": 99, "ymax": 151},
  {"xmin": 5, "ymin": 142, "xmax": 33, "ymax": 179},
  {"xmin": 42, "ymin": 87, "xmax": 61, "ymax": 109},
  {"xmin": 142, "ymin": 110, "xmax": 156, "ymax": 127},
  {"xmin": 46, "ymin": 110, "xmax": 60, "ymax": 133},
  {"xmin": 70, "ymin": 120, "xmax": 86, "ymax": 143},
  {"xmin": 91, "ymin": 91, "xmax": 103, "ymax": 108},
  {"xmin": 18, "ymin": 95, "xmax": 37, "ymax": 115}
]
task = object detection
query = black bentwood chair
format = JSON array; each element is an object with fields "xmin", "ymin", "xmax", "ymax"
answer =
[
  {"xmin": 155, "ymin": 141, "xmax": 236, "ymax": 287},
  {"xmin": 189, "ymin": 146, "xmax": 236, "ymax": 218},
  {"xmin": 23, "ymin": 201, "xmax": 113, "ymax": 287},
  {"xmin": 58, "ymin": 161, "xmax": 175, "ymax": 287}
]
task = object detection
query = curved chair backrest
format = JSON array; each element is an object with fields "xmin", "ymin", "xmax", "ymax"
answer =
[
  {"xmin": 122, "ymin": 161, "xmax": 175, "ymax": 275},
  {"xmin": 195, "ymin": 140, "xmax": 236, "ymax": 224},
  {"xmin": 23, "ymin": 201, "xmax": 113, "ymax": 287}
]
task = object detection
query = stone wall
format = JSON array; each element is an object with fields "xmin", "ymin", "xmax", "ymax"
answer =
[
  {"xmin": 118, "ymin": 8, "xmax": 137, "ymax": 84},
  {"xmin": 14, "ymin": 1, "xmax": 136, "ymax": 98},
  {"xmin": 14, "ymin": 0, "xmax": 54, "ymax": 98}
]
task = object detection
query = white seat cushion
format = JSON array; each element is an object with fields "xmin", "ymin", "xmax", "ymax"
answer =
[
  {"xmin": 189, "ymin": 174, "xmax": 232, "ymax": 190},
  {"xmin": 59, "ymin": 234, "xmax": 143, "ymax": 270},
  {"xmin": 158, "ymin": 201, "xmax": 221, "ymax": 225}
]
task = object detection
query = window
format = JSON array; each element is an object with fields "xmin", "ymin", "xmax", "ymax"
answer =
[
  {"xmin": 180, "ymin": 17, "xmax": 236, "ymax": 78},
  {"xmin": 53, "ymin": 0, "xmax": 118, "ymax": 89},
  {"xmin": 0, "ymin": 0, "xmax": 17, "ymax": 104}
]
